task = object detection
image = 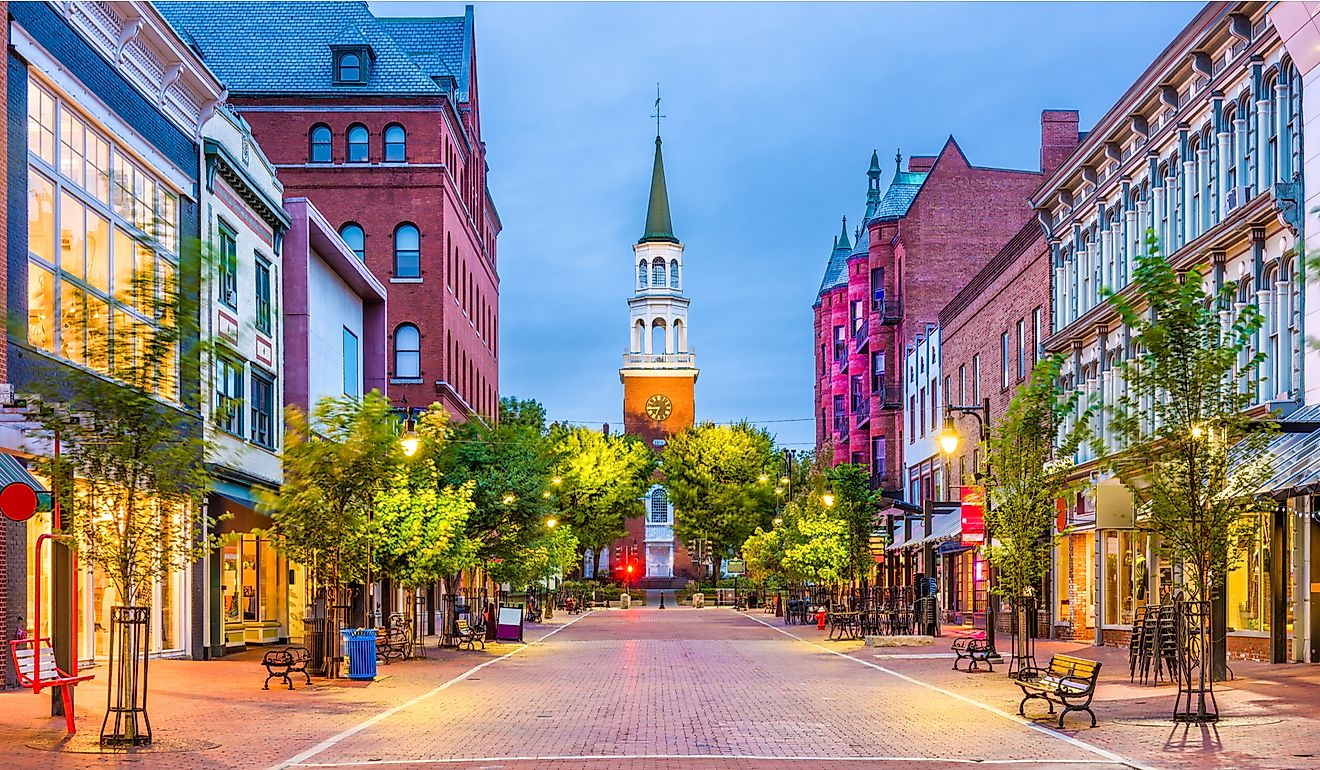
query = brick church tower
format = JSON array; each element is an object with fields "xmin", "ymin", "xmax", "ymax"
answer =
[{"xmin": 616, "ymin": 125, "xmax": 698, "ymax": 586}]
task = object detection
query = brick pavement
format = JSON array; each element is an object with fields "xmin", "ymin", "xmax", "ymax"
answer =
[
  {"xmin": 5, "ymin": 607, "xmax": 1319, "ymax": 769},
  {"xmin": 754, "ymin": 610, "xmax": 1320, "ymax": 770}
]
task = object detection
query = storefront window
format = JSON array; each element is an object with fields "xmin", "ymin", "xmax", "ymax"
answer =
[
  {"xmin": 1226, "ymin": 512, "xmax": 1286, "ymax": 634},
  {"xmin": 1104, "ymin": 530, "xmax": 1150, "ymax": 626},
  {"xmin": 1056, "ymin": 531, "xmax": 1096, "ymax": 637}
]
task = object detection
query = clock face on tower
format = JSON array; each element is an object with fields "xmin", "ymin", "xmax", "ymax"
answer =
[{"xmin": 645, "ymin": 394, "xmax": 674, "ymax": 421}]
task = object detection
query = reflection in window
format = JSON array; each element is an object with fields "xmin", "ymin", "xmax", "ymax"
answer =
[
  {"xmin": 251, "ymin": 373, "xmax": 275, "ymax": 449},
  {"xmin": 394, "ymin": 323, "xmax": 420, "ymax": 378},
  {"xmin": 340, "ymin": 223, "xmax": 365, "ymax": 260},
  {"xmin": 394, "ymin": 223, "xmax": 420, "ymax": 278},
  {"xmin": 384, "ymin": 124, "xmax": 406, "ymax": 162},
  {"xmin": 347, "ymin": 124, "xmax": 369, "ymax": 163},
  {"xmin": 310, "ymin": 125, "xmax": 332, "ymax": 163}
]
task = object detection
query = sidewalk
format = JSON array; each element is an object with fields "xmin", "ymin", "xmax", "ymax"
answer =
[
  {"xmin": 0, "ymin": 613, "xmax": 579, "ymax": 769},
  {"xmin": 748, "ymin": 609, "xmax": 1320, "ymax": 770}
]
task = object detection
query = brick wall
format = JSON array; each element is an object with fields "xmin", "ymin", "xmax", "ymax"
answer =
[{"xmin": 236, "ymin": 99, "xmax": 500, "ymax": 422}]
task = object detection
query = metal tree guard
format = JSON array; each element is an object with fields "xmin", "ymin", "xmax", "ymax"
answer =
[
  {"xmin": 1007, "ymin": 592, "xmax": 1039, "ymax": 679},
  {"xmin": 1173, "ymin": 598, "xmax": 1219, "ymax": 722},
  {"xmin": 101, "ymin": 606, "xmax": 152, "ymax": 746}
]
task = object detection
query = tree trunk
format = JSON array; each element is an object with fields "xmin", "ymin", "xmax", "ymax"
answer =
[{"xmin": 711, "ymin": 553, "xmax": 722, "ymax": 589}]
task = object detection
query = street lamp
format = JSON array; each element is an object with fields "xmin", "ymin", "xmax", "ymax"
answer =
[
  {"xmin": 822, "ymin": 492, "xmax": 836, "ymax": 508},
  {"xmin": 545, "ymin": 517, "xmax": 557, "ymax": 529},
  {"xmin": 502, "ymin": 494, "xmax": 516, "ymax": 505},
  {"xmin": 939, "ymin": 399, "xmax": 999, "ymax": 661},
  {"xmin": 772, "ymin": 517, "xmax": 783, "ymax": 527}
]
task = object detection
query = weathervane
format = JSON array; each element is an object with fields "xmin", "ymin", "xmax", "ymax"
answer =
[{"xmin": 652, "ymin": 83, "xmax": 665, "ymax": 138}]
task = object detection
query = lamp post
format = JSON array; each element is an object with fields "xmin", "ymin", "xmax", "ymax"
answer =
[{"xmin": 937, "ymin": 397, "xmax": 1000, "ymax": 662}]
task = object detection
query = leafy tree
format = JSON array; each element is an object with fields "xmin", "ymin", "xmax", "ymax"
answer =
[
  {"xmin": 548, "ymin": 426, "xmax": 656, "ymax": 576},
  {"xmin": 372, "ymin": 405, "xmax": 479, "ymax": 589},
  {"xmin": 437, "ymin": 397, "xmax": 556, "ymax": 574},
  {"xmin": 983, "ymin": 353, "xmax": 1091, "ymax": 599},
  {"xmin": 1107, "ymin": 234, "xmax": 1274, "ymax": 683},
  {"xmin": 824, "ymin": 463, "xmax": 882, "ymax": 587},
  {"xmin": 664, "ymin": 422, "xmax": 776, "ymax": 585},
  {"xmin": 781, "ymin": 498, "xmax": 851, "ymax": 585},
  {"xmin": 263, "ymin": 392, "xmax": 402, "ymax": 610},
  {"xmin": 490, "ymin": 522, "xmax": 580, "ymax": 587},
  {"xmin": 741, "ymin": 525, "xmax": 785, "ymax": 584}
]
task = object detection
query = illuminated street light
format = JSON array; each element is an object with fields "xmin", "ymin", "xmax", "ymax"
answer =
[
  {"xmin": 773, "ymin": 517, "xmax": 783, "ymax": 527},
  {"xmin": 552, "ymin": 476, "xmax": 563, "ymax": 486},
  {"xmin": 938, "ymin": 415, "xmax": 960, "ymax": 456},
  {"xmin": 502, "ymin": 494, "xmax": 516, "ymax": 505},
  {"xmin": 822, "ymin": 492, "xmax": 835, "ymax": 508},
  {"xmin": 546, "ymin": 517, "xmax": 558, "ymax": 528}
]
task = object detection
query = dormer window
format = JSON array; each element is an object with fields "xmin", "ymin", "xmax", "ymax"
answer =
[
  {"xmin": 331, "ymin": 45, "xmax": 372, "ymax": 85},
  {"xmin": 338, "ymin": 52, "xmax": 361, "ymax": 83}
]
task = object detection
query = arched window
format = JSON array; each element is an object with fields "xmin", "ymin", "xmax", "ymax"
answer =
[
  {"xmin": 394, "ymin": 223, "xmax": 420, "ymax": 278},
  {"xmin": 633, "ymin": 320, "xmax": 645, "ymax": 353},
  {"xmin": 1224, "ymin": 105, "xmax": 1239, "ymax": 202},
  {"xmin": 384, "ymin": 124, "xmax": 406, "ymax": 162},
  {"xmin": 649, "ymin": 487, "xmax": 668, "ymax": 523},
  {"xmin": 1287, "ymin": 63, "xmax": 1303, "ymax": 179},
  {"xmin": 638, "ymin": 260, "xmax": 648, "ymax": 288},
  {"xmin": 340, "ymin": 223, "xmax": 365, "ymax": 260},
  {"xmin": 337, "ymin": 52, "xmax": 362, "ymax": 83},
  {"xmin": 669, "ymin": 259, "xmax": 679, "ymax": 289},
  {"xmin": 394, "ymin": 324, "xmax": 420, "ymax": 378},
  {"xmin": 347, "ymin": 124, "xmax": 369, "ymax": 163},
  {"xmin": 310, "ymin": 124, "xmax": 332, "ymax": 163},
  {"xmin": 1263, "ymin": 72, "xmax": 1279, "ymax": 185},
  {"xmin": 651, "ymin": 257, "xmax": 665, "ymax": 287},
  {"xmin": 650, "ymin": 318, "xmax": 667, "ymax": 355}
]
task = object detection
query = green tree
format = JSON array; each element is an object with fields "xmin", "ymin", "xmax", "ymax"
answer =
[
  {"xmin": 983, "ymin": 353, "xmax": 1091, "ymax": 599},
  {"xmin": 549, "ymin": 426, "xmax": 656, "ymax": 576},
  {"xmin": 664, "ymin": 422, "xmax": 776, "ymax": 585},
  {"xmin": 263, "ymin": 392, "xmax": 402, "ymax": 613},
  {"xmin": 741, "ymin": 525, "xmax": 785, "ymax": 584},
  {"xmin": 438, "ymin": 397, "xmax": 556, "ymax": 573},
  {"xmin": 824, "ymin": 463, "xmax": 881, "ymax": 587},
  {"xmin": 372, "ymin": 405, "xmax": 479, "ymax": 590},
  {"xmin": 1107, "ymin": 234, "xmax": 1274, "ymax": 686},
  {"xmin": 780, "ymin": 497, "xmax": 850, "ymax": 584}
]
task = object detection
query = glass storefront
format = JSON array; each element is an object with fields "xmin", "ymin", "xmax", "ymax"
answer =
[
  {"xmin": 1055, "ymin": 531, "xmax": 1095, "ymax": 639},
  {"xmin": 25, "ymin": 497, "xmax": 187, "ymax": 662},
  {"xmin": 1227, "ymin": 511, "xmax": 1291, "ymax": 635},
  {"xmin": 1103, "ymin": 530, "xmax": 1151, "ymax": 626},
  {"xmin": 220, "ymin": 533, "xmax": 290, "ymax": 647}
]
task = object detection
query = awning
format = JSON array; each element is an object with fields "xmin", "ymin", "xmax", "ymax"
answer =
[
  {"xmin": 1252, "ymin": 404, "xmax": 1320, "ymax": 498},
  {"xmin": 887, "ymin": 511, "xmax": 961, "ymax": 551},
  {"xmin": 210, "ymin": 489, "xmax": 274, "ymax": 535}
]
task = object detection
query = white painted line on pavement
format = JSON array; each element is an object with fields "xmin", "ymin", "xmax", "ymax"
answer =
[
  {"xmin": 272, "ymin": 612, "xmax": 593, "ymax": 770},
  {"xmin": 296, "ymin": 755, "xmax": 1127, "ymax": 767},
  {"xmin": 739, "ymin": 612, "xmax": 1159, "ymax": 770}
]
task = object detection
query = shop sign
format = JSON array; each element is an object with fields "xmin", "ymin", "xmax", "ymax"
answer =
[
  {"xmin": 0, "ymin": 482, "xmax": 38, "ymax": 522},
  {"xmin": 1056, "ymin": 498, "xmax": 1068, "ymax": 533},
  {"xmin": 960, "ymin": 485, "xmax": 985, "ymax": 547},
  {"xmin": 726, "ymin": 558, "xmax": 746, "ymax": 576}
]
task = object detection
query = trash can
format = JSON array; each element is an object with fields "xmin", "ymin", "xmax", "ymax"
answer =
[{"xmin": 340, "ymin": 628, "xmax": 378, "ymax": 681}]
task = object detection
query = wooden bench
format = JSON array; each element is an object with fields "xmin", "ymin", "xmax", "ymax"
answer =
[
  {"xmin": 455, "ymin": 617, "xmax": 485, "ymax": 650},
  {"xmin": 1016, "ymin": 654, "xmax": 1102, "ymax": 727},
  {"xmin": 586, "ymin": 591, "xmax": 609, "ymax": 610},
  {"xmin": 377, "ymin": 624, "xmax": 412, "ymax": 663},
  {"xmin": 952, "ymin": 634, "xmax": 993, "ymax": 672},
  {"xmin": 11, "ymin": 639, "xmax": 94, "ymax": 733}
]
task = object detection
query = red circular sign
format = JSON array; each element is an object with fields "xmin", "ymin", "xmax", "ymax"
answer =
[{"xmin": 0, "ymin": 482, "xmax": 38, "ymax": 522}]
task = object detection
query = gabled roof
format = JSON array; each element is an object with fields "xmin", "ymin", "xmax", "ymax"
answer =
[{"xmin": 157, "ymin": 2, "xmax": 470, "ymax": 98}]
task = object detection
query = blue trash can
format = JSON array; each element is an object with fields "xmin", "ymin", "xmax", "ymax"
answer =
[{"xmin": 340, "ymin": 628, "xmax": 378, "ymax": 680}]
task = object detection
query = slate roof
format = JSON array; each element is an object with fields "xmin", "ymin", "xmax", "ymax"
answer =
[
  {"xmin": 816, "ymin": 237, "xmax": 853, "ymax": 295},
  {"xmin": 872, "ymin": 170, "xmax": 928, "ymax": 221},
  {"xmin": 157, "ymin": 2, "xmax": 469, "ymax": 98}
]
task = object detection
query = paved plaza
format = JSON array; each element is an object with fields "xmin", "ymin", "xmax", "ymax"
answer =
[{"xmin": 1, "ymin": 607, "xmax": 1317, "ymax": 769}]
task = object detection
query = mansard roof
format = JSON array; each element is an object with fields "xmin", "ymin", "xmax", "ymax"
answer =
[{"xmin": 158, "ymin": 2, "xmax": 471, "ymax": 98}]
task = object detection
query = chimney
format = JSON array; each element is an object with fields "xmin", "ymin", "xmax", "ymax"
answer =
[
  {"xmin": 907, "ymin": 156, "xmax": 936, "ymax": 173},
  {"xmin": 1040, "ymin": 110, "xmax": 1080, "ymax": 175}
]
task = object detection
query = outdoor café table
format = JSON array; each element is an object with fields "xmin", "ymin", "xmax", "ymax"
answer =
[{"xmin": 828, "ymin": 611, "xmax": 862, "ymax": 641}]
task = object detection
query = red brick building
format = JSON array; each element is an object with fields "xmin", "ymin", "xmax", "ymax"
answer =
[
  {"xmin": 813, "ymin": 115, "xmax": 1076, "ymax": 499},
  {"xmin": 161, "ymin": 3, "xmax": 500, "ymax": 421}
]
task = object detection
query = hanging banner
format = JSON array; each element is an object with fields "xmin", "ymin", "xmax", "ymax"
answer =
[
  {"xmin": 960, "ymin": 485, "xmax": 985, "ymax": 547},
  {"xmin": 1056, "ymin": 497, "xmax": 1068, "ymax": 533}
]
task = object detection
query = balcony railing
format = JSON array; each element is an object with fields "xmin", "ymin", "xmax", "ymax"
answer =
[
  {"xmin": 854, "ymin": 399, "xmax": 871, "ymax": 429},
  {"xmin": 878, "ymin": 299, "xmax": 902, "ymax": 325},
  {"xmin": 622, "ymin": 352, "xmax": 696, "ymax": 368},
  {"xmin": 873, "ymin": 383, "xmax": 901, "ymax": 410},
  {"xmin": 853, "ymin": 324, "xmax": 870, "ymax": 353}
]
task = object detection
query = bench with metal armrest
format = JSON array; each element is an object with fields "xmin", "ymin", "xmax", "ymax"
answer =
[
  {"xmin": 951, "ymin": 634, "xmax": 993, "ymax": 672},
  {"xmin": 1016, "ymin": 653, "xmax": 1102, "ymax": 728}
]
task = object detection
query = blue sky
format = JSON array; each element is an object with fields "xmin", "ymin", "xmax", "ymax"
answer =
[{"xmin": 372, "ymin": 1, "xmax": 1198, "ymax": 449}]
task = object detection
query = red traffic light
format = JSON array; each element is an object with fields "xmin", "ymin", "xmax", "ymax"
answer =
[{"xmin": 626, "ymin": 563, "xmax": 635, "ymax": 574}]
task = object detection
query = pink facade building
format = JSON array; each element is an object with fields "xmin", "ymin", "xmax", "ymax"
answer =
[{"xmin": 813, "ymin": 114, "xmax": 1079, "ymax": 498}]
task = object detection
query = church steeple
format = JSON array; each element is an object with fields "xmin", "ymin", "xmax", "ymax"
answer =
[
  {"xmin": 836, "ymin": 216, "xmax": 851, "ymax": 251},
  {"xmin": 865, "ymin": 150, "xmax": 883, "ymax": 221},
  {"xmin": 639, "ymin": 136, "xmax": 677, "ymax": 244}
]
